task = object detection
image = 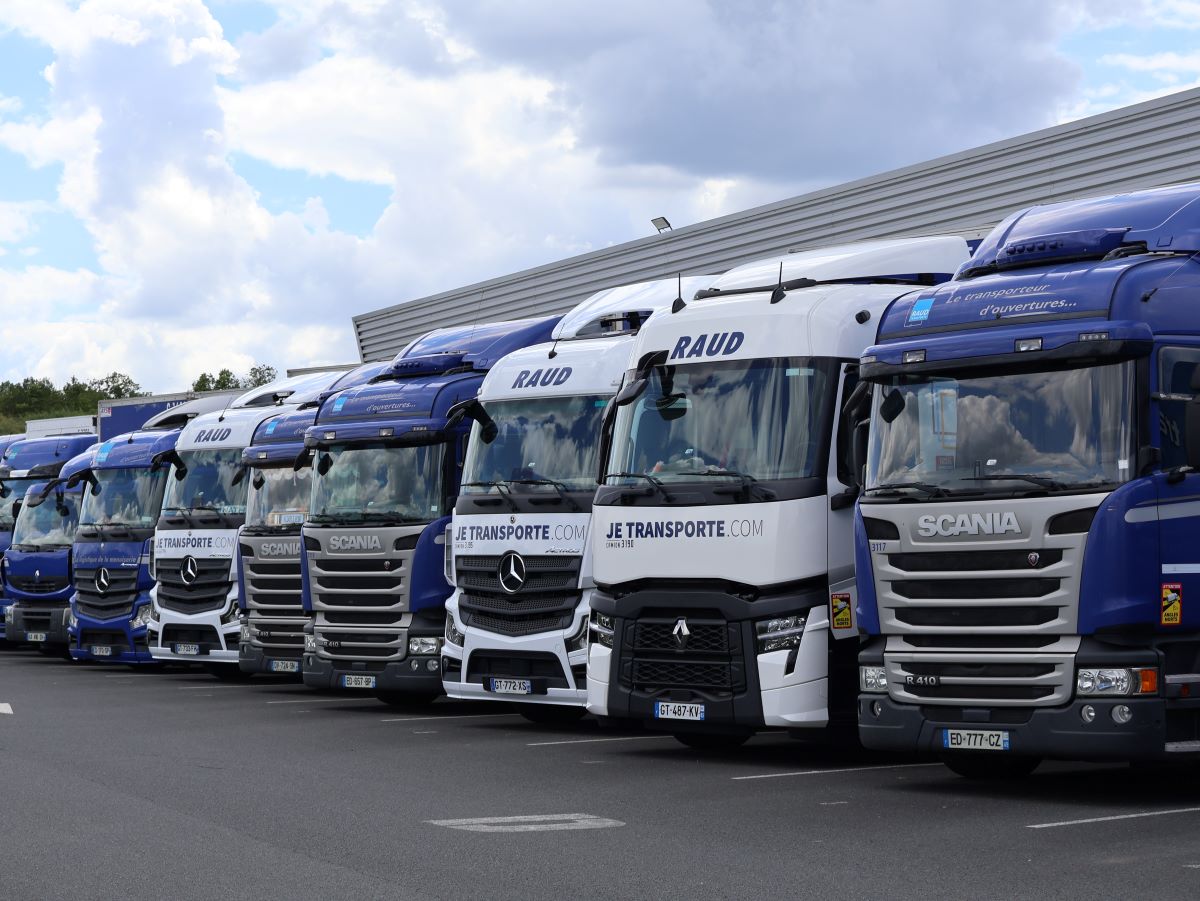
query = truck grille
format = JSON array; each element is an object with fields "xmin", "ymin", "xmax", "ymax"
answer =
[
  {"xmin": 155, "ymin": 558, "xmax": 233, "ymax": 614},
  {"xmin": 242, "ymin": 549, "xmax": 304, "ymax": 651},
  {"xmin": 456, "ymin": 554, "xmax": 581, "ymax": 637},
  {"xmin": 620, "ymin": 613, "xmax": 744, "ymax": 697},
  {"xmin": 74, "ymin": 567, "xmax": 139, "ymax": 620},
  {"xmin": 7, "ymin": 575, "xmax": 69, "ymax": 594}
]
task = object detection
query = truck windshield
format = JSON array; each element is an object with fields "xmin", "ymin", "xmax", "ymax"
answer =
[
  {"xmin": 11, "ymin": 492, "xmax": 80, "ymax": 549},
  {"xmin": 867, "ymin": 361, "xmax": 1135, "ymax": 494},
  {"xmin": 309, "ymin": 442, "xmax": 444, "ymax": 524},
  {"xmin": 462, "ymin": 396, "xmax": 608, "ymax": 493},
  {"xmin": 608, "ymin": 357, "xmax": 836, "ymax": 484},
  {"xmin": 245, "ymin": 466, "xmax": 312, "ymax": 529},
  {"xmin": 163, "ymin": 448, "xmax": 248, "ymax": 515},
  {"xmin": 0, "ymin": 477, "xmax": 40, "ymax": 530},
  {"xmin": 80, "ymin": 468, "xmax": 167, "ymax": 527}
]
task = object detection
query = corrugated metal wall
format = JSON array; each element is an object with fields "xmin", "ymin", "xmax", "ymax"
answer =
[{"xmin": 354, "ymin": 87, "xmax": 1200, "ymax": 361}]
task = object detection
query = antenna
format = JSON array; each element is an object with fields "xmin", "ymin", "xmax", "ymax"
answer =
[
  {"xmin": 671, "ymin": 272, "xmax": 686, "ymax": 314},
  {"xmin": 770, "ymin": 262, "xmax": 786, "ymax": 304},
  {"xmin": 548, "ymin": 337, "xmax": 560, "ymax": 359},
  {"xmin": 216, "ymin": 388, "xmax": 236, "ymax": 422}
]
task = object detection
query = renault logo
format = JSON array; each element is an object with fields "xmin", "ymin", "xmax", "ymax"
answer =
[
  {"xmin": 498, "ymin": 551, "xmax": 526, "ymax": 594},
  {"xmin": 94, "ymin": 568, "xmax": 111, "ymax": 593},
  {"xmin": 180, "ymin": 556, "xmax": 200, "ymax": 585},
  {"xmin": 673, "ymin": 617, "xmax": 691, "ymax": 649}
]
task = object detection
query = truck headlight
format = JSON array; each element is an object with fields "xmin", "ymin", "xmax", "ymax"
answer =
[
  {"xmin": 860, "ymin": 666, "xmax": 888, "ymax": 693},
  {"xmin": 444, "ymin": 614, "xmax": 464, "ymax": 647},
  {"xmin": 443, "ymin": 524, "xmax": 455, "ymax": 587},
  {"xmin": 1076, "ymin": 667, "xmax": 1157, "ymax": 697},
  {"xmin": 755, "ymin": 615, "xmax": 806, "ymax": 653},
  {"xmin": 409, "ymin": 636, "xmax": 442, "ymax": 655},
  {"xmin": 68, "ymin": 609, "xmax": 79, "ymax": 629},
  {"xmin": 4, "ymin": 605, "xmax": 12, "ymax": 625},
  {"xmin": 566, "ymin": 615, "xmax": 589, "ymax": 653},
  {"xmin": 589, "ymin": 611, "xmax": 614, "ymax": 649},
  {"xmin": 223, "ymin": 604, "xmax": 242, "ymax": 626}
]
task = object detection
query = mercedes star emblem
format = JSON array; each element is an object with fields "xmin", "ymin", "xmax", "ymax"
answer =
[
  {"xmin": 180, "ymin": 555, "xmax": 200, "ymax": 585},
  {"xmin": 673, "ymin": 617, "xmax": 691, "ymax": 649},
  {"xmin": 94, "ymin": 567, "xmax": 111, "ymax": 593},
  {"xmin": 498, "ymin": 551, "xmax": 527, "ymax": 594}
]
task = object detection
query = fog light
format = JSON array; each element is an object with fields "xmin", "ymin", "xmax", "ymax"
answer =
[
  {"xmin": 860, "ymin": 666, "xmax": 888, "ymax": 693},
  {"xmin": 426, "ymin": 658, "xmax": 439, "ymax": 672},
  {"xmin": 1112, "ymin": 704, "xmax": 1133, "ymax": 725},
  {"xmin": 410, "ymin": 659, "xmax": 420, "ymax": 670},
  {"xmin": 1080, "ymin": 704, "xmax": 1096, "ymax": 723},
  {"xmin": 871, "ymin": 700, "xmax": 883, "ymax": 717}
]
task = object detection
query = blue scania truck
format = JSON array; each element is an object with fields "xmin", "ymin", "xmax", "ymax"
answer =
[
  {"xmin": 853, "ymin": 182, "xmax": 1200, "ymax": 777},
  {"xmin": 300, "ymin": 318, "xmax": 559, "ymax": 703},
  {"xmin": 0, "ymin": 436, "xmax": 98, "ymax": 645},
  {"xmin": 236, "ymin": 361, "xmax": 389, "ymax": 676}
]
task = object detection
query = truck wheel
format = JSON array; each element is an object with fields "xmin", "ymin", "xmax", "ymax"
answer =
[
  {"xmin": 673, "ymin": 732, "xmax": 751, "ymax": 752},
  {"xmin": 519, "ymin": 704, "xmax": 587, "ymax": 725},
  {"xmin": 941, "ymin": 754, "xmax": 1041, "ymax": 780},
  {"xmin": 204, "ymin": 664, "xmax": 253, "ymax": 682},
  {"xmin": 376, "ymin": 691, "xmax": 439, "ymax": 708}
]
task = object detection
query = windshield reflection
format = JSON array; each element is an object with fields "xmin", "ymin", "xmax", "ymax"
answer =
[
  {"xmin": 12, "ymin": 489, "xmax": 80, "ymax": 549},
  {"xmin": 246, "ymin": 466, "xmax": 312, "ymax": 530},
  {"xmin": 163, "ymin": 449, "xmax": 248, "ymax": 515},
  {"xmin": 309, "ymin": 442, "xmax": 444, "ymax": 524},
  {"xmin": 80, "ymin": 468, "xmax": 167, "ymax": 528}
]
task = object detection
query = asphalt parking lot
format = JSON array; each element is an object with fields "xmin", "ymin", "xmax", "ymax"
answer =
[{"xmin": 2, "ymin": 649, "xmax": 1200, "ymax": 900}]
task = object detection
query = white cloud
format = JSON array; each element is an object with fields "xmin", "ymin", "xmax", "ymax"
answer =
[{"xmin": 0, "ymin": 201, "xmax": 47, "ymax": 244}]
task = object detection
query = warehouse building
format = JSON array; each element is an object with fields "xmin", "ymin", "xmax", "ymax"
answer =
[{"xmin": 353, "ymin": 87, "xmax": 1200, "ymax": 361}]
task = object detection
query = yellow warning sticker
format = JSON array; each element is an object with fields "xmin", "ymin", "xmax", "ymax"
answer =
[
  {"xmin": 831, "ymin": 593, "xmax": 853, "ymax": 630},
  {"xmin": 1162, "ymin": 582, "xmax": 1182, "ymax": 626}
]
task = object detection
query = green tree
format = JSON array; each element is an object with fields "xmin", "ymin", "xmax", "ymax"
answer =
[
  {"xmin": 244, "ymin": 363, "xmax": 277, "ymax": 388},
  {"xmin": 88, "ymin": 372, "xmax": 144, "ymax": 398},
  {"xmin": 191, "ymin": 369, "xmax": 243, "ymax": 392}
]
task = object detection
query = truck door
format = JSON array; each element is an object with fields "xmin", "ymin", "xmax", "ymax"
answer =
[{"xmin": 827, "ymin": 363, "xmax": 859, "ymax": 637}]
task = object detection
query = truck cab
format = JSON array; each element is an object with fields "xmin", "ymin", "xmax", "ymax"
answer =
[
  {"xmin": 236, "ymin": 361, "xmax": 389, "ymax": 676},
  {"xmin": 64, "ymin": 430, "xmax": 180, "ymax": 663},
  {"xmin": 0, "ymin": 435, "xmax": 98, "ymax": 642},
  {"xmin": 147, "ymin": 372, "xmax": 342, "ymax": 673},
  {"xmin": 854, "ymin": 182, "xmax": 1200, "ymax": 777},
  {"xmin": 301, "ymin": 317, "xmax": 559, "ymax": 703},
  {"xmin": 586, "ymin": 237, "xmax": 970, "ymax": 749},
  {"xmin": 443, "ymin": 277, "xmax": 715, "ymax": 718}
]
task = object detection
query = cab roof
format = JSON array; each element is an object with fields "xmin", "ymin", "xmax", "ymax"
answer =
[
  {"xmin": 0, "ymin": 434, "xmax": 98, "ymax": 479},
  {"xmin": 65, "ymin": 429, "xmax": 182, "ymax": 475}
]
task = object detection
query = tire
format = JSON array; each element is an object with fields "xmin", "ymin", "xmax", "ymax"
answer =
[
  {"xmin": 518, "ymin": 704, "xmax": 588, "ymax": 725},
  {"xmin": 941, "ymin": 754, "xmax": 1041, "ymax": 780},
  {"xmin": 203, "ymin": 664, "xmax": 253, "ymax": 682},
  {"xmin": 673, "ymin": 732, "xmax": 751, "ymax": 752},
  {"xmin": 376, "ymin": 691, "xmax": 440, "ymax": 708}
]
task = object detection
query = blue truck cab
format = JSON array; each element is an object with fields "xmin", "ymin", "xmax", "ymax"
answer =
[
  {"xmin": 236, "ymin": 361, "xmax": 390, "ymax": 676},
  {"xmin": 300, "ymin": 317, "xmax": 560, "ymax": 703},
  {"xmin": 0, "ymin": 434, "xmax": 25, "ymax": 570},
  {"xmin": 64, "ymin": 430, "xmax": 181, "ymax": 663},
  {"xmin": 853, "ymin": 182, "xmax": 1200, "ymax": 777},
  {"xmin": 0, "ymin": 435, "xmax": 98, "ymax": 644}
]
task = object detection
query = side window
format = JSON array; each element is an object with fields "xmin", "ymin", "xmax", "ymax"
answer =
[
  {"xmin": 1158, "ymin": 347, "xmax": 1200, "ymax": 469},
  {"xmin": 835, "ymin": 366, "xmax": 858, "ymax": 487}
]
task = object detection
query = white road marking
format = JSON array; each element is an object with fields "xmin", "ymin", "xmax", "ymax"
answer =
[
  {"xmin": 820, "ymin": 801, "xmax": 849, "ymax": 806},
  {"xmin": 733, "ymin": 762, "xmax": 942, "ymax": 781},
  {"xmin": 0, "ymin": 703, "xmax": 13, "ymax": 715},
  {"xmin": 1027, "ymin": 807, "xmax": 1200, "ymax": 829},
  {"xmin": 414, "ymin": 730, "xmax": 437, "ymax": 734},
  {"xmin": 177, "ymin": 685, "xmax": 245, "ymax": 690},
  {"xmin": 380, "ymin": 713, "xmax": 522, "ymax": 723},
  {"xmin": 527, "ymin": 734, "xmax": 676, "ymax": 747},
  {"xmin": 267, "ymin": 697, "xmax": 380, "ymax": 704},
  {"xmin": 427, "ymin": 813, "xmax": 624, "ymax": 833}
]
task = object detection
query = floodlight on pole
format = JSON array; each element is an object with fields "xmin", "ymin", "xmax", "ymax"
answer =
[{"xmin": 651, "ymin": 216, "xmax": 672, "ymax": 233}]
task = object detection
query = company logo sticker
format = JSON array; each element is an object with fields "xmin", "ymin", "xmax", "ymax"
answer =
[
  {"xmin": 96, "ymin": 441, "xmax": 114, "ymax": 463},
  {"xmin": 906, "ymin": 297, "xmax": 935, "ymax": 325},
  {"xmin": 265, "ymin": 420, "xmax": 278, "ymax": 435},
  {"xmin": 333, "ymin": 396, "xmax": 347, "ymax": 413},
  {"xmin": 1162, "ymin": 582, "xmax": 1182, "ymax": 626},
  {"xmin": 831, "ymin": 593, "xmax": 853, "ymax": 630}
]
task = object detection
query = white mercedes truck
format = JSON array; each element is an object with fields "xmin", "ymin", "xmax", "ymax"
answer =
[
  {"xmin": 442, "ymin": 277, "xmax": 716, "ymax": 720},
  {"xmin": 147, "ymin": 372, "xmax": 341, "ymax": 676},
  {"xmin": 585, "ymin": 237, "xmax": 971, "ymax": 748}
]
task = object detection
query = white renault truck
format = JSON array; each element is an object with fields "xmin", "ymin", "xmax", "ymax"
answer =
[
  {"xmin": 146, "ymin": 372, "xmax": 341, "ymax": 675},
  {"xmin": 585, "ymin": 237, "xmax": 971, "ymax": 748},
  {"xmin": 442, "ymin": 277, "xmax": 716, "ymax": 720}
]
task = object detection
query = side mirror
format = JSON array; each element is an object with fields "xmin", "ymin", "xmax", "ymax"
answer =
[
  {"xmin": 879, "ymin": 388, "xmax": 906, "ymax": 424},
  {"xmin": 851, "ymin": 421, "xmax": 870, "ymax": 489},
  {"xmin": 252, "ymin": 471, "xmax": 266, "ymax": 490},
  {"xmin": 0, "ymin": 484, "xmax": 9, "ymax": 499},
  {"xmin": 293, "ymin": 448, "xmax": 313, "ymax": 472},
  {"xmin": 614, "ymin": 378, "xmax": 647, "ymax": 407},
  {"xmin": 1186, "ymin": 398, "xmax": 1200, "ymax": 469},
  {"xmin": 230, "ymin": 466, "xmax": 247, "ymax": 487},
  {"xmin": 317, "ymin": 453, "xmax": 334, "ymax": 476}
]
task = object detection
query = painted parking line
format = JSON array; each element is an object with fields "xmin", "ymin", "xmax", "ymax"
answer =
[
  {"xmin": 427, "ymin": 813, "xmax": 625, "ymax": 833},
  {"xmin": 733, "ymin": 762, "xmax": 942, "ymax": 781},
  {"xmin": 177, "ymin": 685, "xmax": 247, "ymax": 690},
  {"xmin": 1027, "ymin": 807, "xmax": 1200, "ymax": 829},
  {"xmin": 0, "ymin": 703, "xmax": 12, "ymax": 715},
  {"xmin": 528, "ymin": 734, "xmax": 676, "ymax": 747},
  {"xmin": 266, "ymin": 697, "xmax": 381, "ymax": 704},
  {"xmin": 380, "ymin": 713, "xmax": 523, "ymax": 723}
]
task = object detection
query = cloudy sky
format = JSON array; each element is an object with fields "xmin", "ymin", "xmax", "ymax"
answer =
[{"xmin": 0, "ymin": 0, "xmax": 1197, "ymax": 392}]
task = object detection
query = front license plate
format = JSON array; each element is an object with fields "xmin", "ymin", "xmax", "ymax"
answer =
[
  {"xmin": 489, "ymin": 677, "xmax": 533, "ymax": 695},
  {"xmin": 269, "ymin": 659, "xmax": 300, "ymax": 673},
  {"xmin": 654, "ymin": 702, "xmax": 705, "ymax": 721},
  {"xmin": 942, "ymin": 728, "xmax": 1010, "ymax": 751},
  {"xmin": 26, "ymin": 632, "xmax": 47, "ymax": 643},
  {"xmin": 173, "ymin": 642, "xmax": 201, "ymax": 656},
  {"xmin": 342, "ymin": 674, "xmax": 376, "ymax": 689},
  {"xmin": 91, "ymin": 645, "xmax": 113, "ymax": 657}
]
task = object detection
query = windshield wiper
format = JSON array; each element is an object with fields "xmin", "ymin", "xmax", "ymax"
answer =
[
  {"xmin": 507, "ymin": 478, "xmax": 583, "ymax": 512},
  {"xmin": 190, "ymin": 504, "xmax": 238, "ymax": 524},
  {"xmin": 692, "ymin": 469, "xmax": 777, "ymax": 502},
  {"xmin": 461, "ymin": 480, "xmax": 520, "ymax": 512},
  {"xmin": 84, "ymin": 522, "xmax": 138, "ymax": 539},
  {"xmin": 867, "ymin": 481, "xmax": 951, "ymax": 498},
  {"xmin": 963, "ymin": 474, "xmax": 1068, "ymax": 492},
  {"xmin": 161, "ymin": 506, "xmax": 198, "ymax": 527},
  {"xmin": 603, "ymin": 471, "xmax": 674, "ymax": 503}
]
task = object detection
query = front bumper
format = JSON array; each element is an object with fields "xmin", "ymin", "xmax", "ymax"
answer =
[
  {"xmin": 859, "ymin": 695, "xmax": 1167, "ymax": 761},
  {"xmin": 9, "ymin": 604, "xmax": 71, "ymax": 646},
  {"xmin": 71, "ymin": 616, "xmax": 154, "ymax": 664},
  {"xmin": 240, "ymin": 641, "xmax": 303, "ymax": 675},
  {"xmin": 441, "ymin": 604, "xmax": 588, "ymax": 708},
  {"xmin": 148, "ymin": 607, "xmax": 240, "ymax": 664},
  {"xmin": 302, "ymin": 654, "xmax": 444, "ymax": 693}
]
